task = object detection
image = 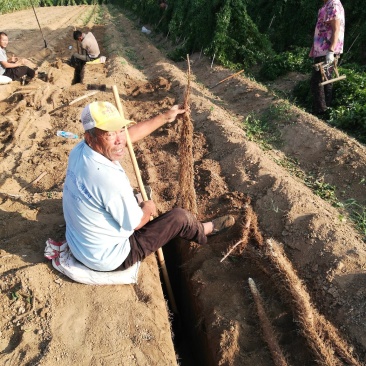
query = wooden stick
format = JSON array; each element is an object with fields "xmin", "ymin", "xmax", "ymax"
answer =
[
  {"xmin": 320, "ymin": 75, "xmax": 346, "ymax": 86},
  {"xmin": 19, "ymin": 171, "xmax": 47, "ymax": 192},
  {"xmin": 210, "ymin": 53, "xmax": 215, "ymax": 68},
  {"xmin": 220, "ymin": 240, "xmax": 244, "ymax": 263},
  {"xmin": 69, "ymin": 90, "xmax": 100, "ymax": 105},
  {"xmin": 156, "ymin": 13, "xmax": 166, "ymax": 29},
  {"xmin": 0, "ymin": 191, "xmax": 23, "ymax": 198},
  {"xmin": 49, "ymin": 90, "xmax": 100, "ymax": 114},
  {"xmin": 112, "ymin": 85, "xmax": 179, "ymax": 315},
  {"xmin": 220, "ymin": 216, "xmax": 251, "ymax": 262},
  {"xmin": 210, "ymin": 69, "xmax": 244, "ymax": 89},
  {"xmin": 314, "ymin": 61, "xmax": 346, "ymax": 85}
]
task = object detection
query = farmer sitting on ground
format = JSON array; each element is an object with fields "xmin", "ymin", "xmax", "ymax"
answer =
[
  {"xmin": 0, "ymin": 32, "xmax": 36, "ymax": 82},
  {"xmin": 62, "ymin": 101, "xmax": 235, "ymax": 271},
  {"xmin": 71, "ymin": 29, "xmax": 100, "ymax": 67}
]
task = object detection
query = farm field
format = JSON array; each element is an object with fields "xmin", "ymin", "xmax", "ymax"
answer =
[{"xmin": 0, "ymin": 5, "xmax": 366, "ymax": 366}]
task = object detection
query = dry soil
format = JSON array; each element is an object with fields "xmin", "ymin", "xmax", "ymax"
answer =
[{"xmin": 0, "ymin": 5, "xmax": 366, "ymax": 366}]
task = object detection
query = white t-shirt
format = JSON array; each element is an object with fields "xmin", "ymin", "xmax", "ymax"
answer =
[
  {"xmin": 81, "ymin": 32, "xmax": 100, "ymax": 58},
  {"xmin": 0, "ymin": 48, "xmax": 7, "ymax": 75},
  {"xmin": 63, "ymin": 141, "xmax": 143, "ymax": 271}
]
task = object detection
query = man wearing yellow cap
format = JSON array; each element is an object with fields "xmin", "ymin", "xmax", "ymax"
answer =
[{"xmin": 62, "ymin": 101, "xmax": 235, "ymax": 272}]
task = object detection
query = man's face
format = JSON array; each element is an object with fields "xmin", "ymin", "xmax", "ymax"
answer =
[
  {"xmin": 0, "ymin": 35, "xmax": 8, "ymax": 49},
  {"xmin": 86, "ymin": 128, "xmax": 127, "ymax": 161}
]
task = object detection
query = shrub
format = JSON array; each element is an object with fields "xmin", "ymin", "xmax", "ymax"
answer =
[{"xmin": 259, "ymin": 47, "xmax": 312, "ymax": 81}]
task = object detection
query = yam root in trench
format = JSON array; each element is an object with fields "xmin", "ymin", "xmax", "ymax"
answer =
[
  {"xmin": 248, "ymin": 278, "xmax": 289, "ymax": 366},
  {"xmin": 264, "ymin": 239, "xmax": 360, "ymax": 366},
  {"xmin": 177, "ymin": 54, "xmax": 197, "ymax": 215}
]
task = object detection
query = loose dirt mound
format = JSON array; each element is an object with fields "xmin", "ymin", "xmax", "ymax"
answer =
[{"xmin": 0, "ymin": 5, "xmax": 365, "ymax": 366}]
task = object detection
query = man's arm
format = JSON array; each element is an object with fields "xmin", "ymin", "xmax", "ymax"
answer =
[
  {"xmin": 128, "ymin": 105, "xmax": 186, "ymax": 143},
  {"xmin": 134, "ymin": 200, "xmax": 157, "ymax": 230},
  {"xmin": 0, "ymin": 58, "xmax": 24, "ymax": 69}
]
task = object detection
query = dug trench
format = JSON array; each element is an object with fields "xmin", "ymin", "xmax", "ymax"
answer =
[{"xmin": 1, "ymin": 5, "xmax": 366, "ymax": 366}]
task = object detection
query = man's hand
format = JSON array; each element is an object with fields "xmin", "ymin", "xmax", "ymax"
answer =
[
  {"xmin": 128, "ymin": 104, "xmax": 186, "ymax": 143},
  {"xmin": 134, "ymin": 200, "xmax": 157, "ymax": 230},
  {"xmin": 140, "ymin": 200, "xmax": 157, "ymax": 217},
  {"xmin": 163, "ymin": 105, "xmax": 186, "ymax": 123},
  {"xmin": 326, "ymin": 50, "xmax": 335, "ymax": 64}
]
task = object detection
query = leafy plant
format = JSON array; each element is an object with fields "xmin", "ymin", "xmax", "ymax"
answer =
[
  {"xmin": 273, "ymin": 157, "xmax": 366, "ymax": 240},
  {"xmin": 342, "ymin": 199, "xmax": 366, "ymax": 240},
  {"xmin": 241, "ymin": 112, "xmax": 281, "ymax": 150},
  {"xmin": 259, "ymin": 47, "xmax": 312, "ymax": 81},
  {"xmin": 293, "ymin": 64, "xmax": 366, "ymax": 144},
  {"xmin": 0, "ymin": 0, "xmax": 103, "ymax": 14}
]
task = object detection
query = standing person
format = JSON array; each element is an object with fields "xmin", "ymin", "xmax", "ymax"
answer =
[
  {"xmin": 309, "ymin": 0, "xmax": 345, "ymax": 115},
  {"xmin": 158, "ymin": 0, "xmax": 168, "ymax": 10},
  {"xmin": 62, "ymin": 101, "xmax": 235, "ymax": 272},
  {"xmin": 0, "ymin": 32, "xmax": 36, "ymax": 82},
  {"xmin": 71, "ymin": 30, "xmax": 100, "ymax": 66}
]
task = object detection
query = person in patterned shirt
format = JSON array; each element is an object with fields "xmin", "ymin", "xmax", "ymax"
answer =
[{"xmin": 309, "ymin": 0, "xmax": 345, "ymax": 115}]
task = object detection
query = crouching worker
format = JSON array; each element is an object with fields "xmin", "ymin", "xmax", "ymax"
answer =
[
  {"xmin": 0, "ymin": 32, "xmax": 36, "ymax": 82},
  {"xmin": 71, "ymin": 30, "xmax": 100, "ymax": 67},
  {"xmin": 62, "ymin": 101, "xmax": 235, "ymax": 271}
]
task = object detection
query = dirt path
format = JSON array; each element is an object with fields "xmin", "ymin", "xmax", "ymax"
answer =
[{"xmin": 0, "ymin": 5, "xmax": 365, "ymax": 366}]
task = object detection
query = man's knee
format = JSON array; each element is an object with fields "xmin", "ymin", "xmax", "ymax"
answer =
[
  {"xmin": 169, "ymin": 207, "xmax": 196, "ymax": 226},
  {"xmin": 27, "ymin": 67, "xmax": 35, "ymax": 78}
]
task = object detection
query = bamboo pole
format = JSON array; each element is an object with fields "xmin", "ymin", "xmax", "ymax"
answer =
[
  {"xmin": 30, "ymin": 0, "xmax": 47, "ymax": 48},
  {"xmin": 112, "ymin": 85, "xmax": 179, "ymax": 315},
  {"xmin": 73, "ymin": 26, "xmax": 80, "ymax": 54}
]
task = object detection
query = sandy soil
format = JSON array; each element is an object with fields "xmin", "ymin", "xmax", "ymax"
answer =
[{"xmin": 0, "ymin": 5, "xmax": 366, "ymax": 366}]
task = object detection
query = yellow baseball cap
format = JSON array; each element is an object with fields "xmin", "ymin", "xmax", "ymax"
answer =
[{"xmin": 81, "ymin": 101, "xmax": 134, "ymax": 131}]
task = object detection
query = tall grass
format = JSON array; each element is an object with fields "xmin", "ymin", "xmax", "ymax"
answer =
[{"xmin": 0, "ymin": 0, "xmax": 96, "ymax": 15}]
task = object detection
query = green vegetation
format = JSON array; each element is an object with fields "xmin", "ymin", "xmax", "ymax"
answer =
[
  {"xmin": 81, "ymin": 3, "xmax": 98, "ymax": 25},
  {"xmin": 94, "ymin": 3, "xmax": 108, "ymax": 25},
  {"xmin": 241, "ymin": 102, "xmax": 293, "ymax": 150},
  {"xmin": 275, "ymin": 156, "xmax": 366, "ymax": 240},
  {"xmin": 2, "ymin": 0, "xmax": 365, "ymax": 236},
  {"xmin": 115, "ymin": 0, "xmax": 272, "ymax": 69},
  {"xmin": 293, "ymin": 65, "xmax": 366, "ymax": 144},
  {"xmin": 3, "ymin": 0, "xmax": 365, "ymax": 141},
  {"xmin": 242, "ymin": 114, "xmax": 272, "ymax": 149},
  {"xmin": 258, "ymin": 47, "xmax": 312, "ymax": 81},
  {"xmin": 0, "ymin": 0, "xmax": 98, "ymax": 14},
  {"xmin": 242, "ymin": 110, "xmax": 366, "ymax": 240},
  {"xmin": 107, "ymin": 0, "xmax": 365, "ymax": 145}
]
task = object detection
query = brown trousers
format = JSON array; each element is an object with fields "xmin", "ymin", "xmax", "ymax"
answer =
[
  {"xmin": 311, "ymin": 55, "xmax": 339, "ymax": 114},
  {"xmin": 119, "ymin": 208, "xmax": 207, "ymax": 269},
  {"xmin": 4, "ymin": 66, "xmax": 35, "ymax": 81}
]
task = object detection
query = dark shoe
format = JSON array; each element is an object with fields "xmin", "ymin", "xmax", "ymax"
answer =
[
  {"xmin": 209, "ymin": 215, "xmax": 235, "ymax": 236},
  {"xmin": 314, "ymin": 107, "xmax": 331, "ymax": 119}
]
